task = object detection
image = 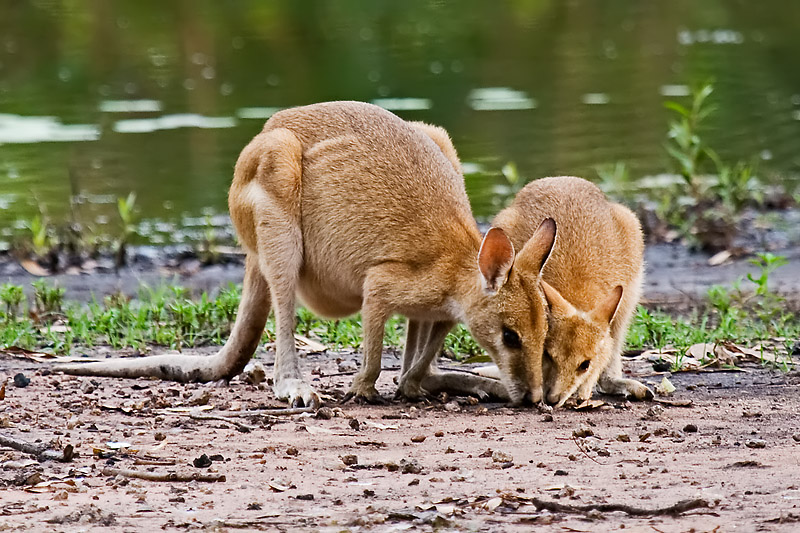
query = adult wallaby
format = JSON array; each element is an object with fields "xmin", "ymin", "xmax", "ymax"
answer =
[
  {"xmin": 492, "ymin": 176, "xmax": 653, "ymax": 406},
  {"xmin": 58, "ymin": 102, "xmax": 556, "ymax": 407}
]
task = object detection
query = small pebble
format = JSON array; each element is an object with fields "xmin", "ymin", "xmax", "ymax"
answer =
[
  {"xmin": 444, "ymin": 401, "xmax": 461, "ymax": 413},
  {"xmin": 337, "ymin": 360, "xmax": 358, "ymax": 373},
  {"xmin": 349, "ymin": 418, "xmax": 360, "ymax": 431},
  {"xmin": 401, "ymin": 460, "xmax": 422, "ymax": 474},
  {"xmin": 683, "ymin": 423, "xmax": 698, "ymax": 433},
  {"xmin": 315, "ymin": 407, "xmax": 334, "ymax": 420},
  {"xmin": 492, "ymin": 451, "xmax": 513, "ymax": 463},
  {"xmin": 13, "ymin": 373, "xmax": 30, "ymax": 388},
  {"xmin": 341, "ymin": 455, "xmax": 358, "ymax": 466},
  {"xmin": 573, "ymin": 427, "xmax": 593, "ymax": 438},
  {"xmin": 154, "ymin": 432, "xmax": 166, "ymax": 441},
  {"xmin": 434, "ymin": 431, "xmax": 444, "ymax": 437},
  {"xmin": 286, "ymin": 447, "xmax": 299, "ymax": 456},
  {"xmin": 616, "ymin": 434, "xmax": 631, "ymax": 442},
  {"xmin": 554, "ymin": 470, "xmax": 568, "ymax": 476},
  {"xmin": 745, "ymin": 439, "xmax": 766, "ymax": 449},
  {"xmin": 193, "ymin": 454, "xmax": 212, "ymax": 468},
  {"xmin": 792, "ymin": 434, "xmax": 800, "ymax": 443},
  {"xmin": 542, "ymin": 414, "xmax": 554, "ymax": 422},
  {"xmin": 296, "ymin": 494, "xmax": 314, "ymax": 501},
  {"xmin": 411, "ymin": 435, "xmax": 426, "ymax": 443}
]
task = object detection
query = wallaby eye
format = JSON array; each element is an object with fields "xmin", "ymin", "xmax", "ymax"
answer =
[
  {"xmin": 502, "ymin": 327, "xmax": 521, "ymax": 350},
  {"xmin": 578, "ymin": 360, "xmax": 591, "ymax": 372}
]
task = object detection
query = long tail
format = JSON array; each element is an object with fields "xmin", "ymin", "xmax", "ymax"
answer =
[{"xmin": 56, "ymin": 255, "xmax": 270, "ymax": 382}]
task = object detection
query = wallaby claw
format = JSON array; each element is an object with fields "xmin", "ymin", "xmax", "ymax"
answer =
[{"xmin": 274, "ymin": 378, "xmax": 320, "ymax": 409}]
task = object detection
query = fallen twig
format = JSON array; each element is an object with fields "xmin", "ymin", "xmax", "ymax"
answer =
[
  {"xmin": 527, "ymin": 497, "xmax": 711, "ymax": 517},
  {"xmin": 188, "ymin": 412, "xmax": 256, "ymax": 433},
  {"xmin": 102, "ymin": 467, "xmax": 226, "ymax": 483},
  {"xmin": 0, "ymin": 433, "xmax": 73, "ymax": 462},
  {"xmin": 653, "ymin": 398, "xmax": 693, "ymax": 407},
  {"xmin": 213, "ymin": 407, "xmax": 315, "ymax": 417}
]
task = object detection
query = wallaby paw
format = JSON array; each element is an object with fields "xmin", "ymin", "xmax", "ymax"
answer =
[
  {"xmin": 599, "ymin": 377, "xmax": 653, "ymax": 401},
  {"xmin": 343, "ymin": 386, "xmax": 385, "ymax": 405},
  {"xmin": 274, "ymin": 379, "xmax": 321, "ymax": 409},
  {"xmin": 394, "ymin": 379, "xmax": 428, "ymax": 402},
  {"xmin": 526, "ymin": 386, "xmax": 544, "ymax": 405}
]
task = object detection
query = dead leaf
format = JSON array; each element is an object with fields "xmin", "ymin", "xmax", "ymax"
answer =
[
  {"xmin": 708, "ymin": 250, "xmax": 732, "ymax": 266},
  {"xmin": 0, "ymin": 346, "xmax": 56, "ymax": 362},
  {"xmin": 304, "ymin": 426, "xmax": 334, "ymax": 435},
  {"xmin": 0, "ymin": 382, "xmax": 5, "ymax": 401},
  {"xmin": 294, "ymin": 334, "xmax": 327, "ymax": 354},
  {"xmin": 575, "ymin": 399, "xmax": 605, "ymax": 410},
  {"xmin": 485, "ymin": 497, "xmax": 503, "ymax": 511},
  {"xmin": 656, "ymin": 376, "xmax": 676, "ymax": 395},
  {"xmin": 19, "ymin": 259, "xmax": 50, "ymax": 277},
  {"xmin": 363, "ymin": 421, "xmax": 398, "ymax": 430}
]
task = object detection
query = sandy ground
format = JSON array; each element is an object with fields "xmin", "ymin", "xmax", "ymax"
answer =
[{"xmin": 0, "ymin": 347, "xmax": 799, "ymax": 532}]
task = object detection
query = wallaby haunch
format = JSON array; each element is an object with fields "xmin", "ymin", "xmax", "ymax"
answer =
[
  {"xmin": 58, "ymin": 102, "xmax": 556, "ymax": 407},
  {"xmin": 493, "ymin": 176, "xmax": 653, "ymax": 406}
]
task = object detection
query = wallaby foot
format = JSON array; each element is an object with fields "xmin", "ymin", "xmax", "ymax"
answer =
[
  {"xmin": 394, "ymin": 377, "xmax": 433, "ymax": 402},
  {"xmin": 343, "ymin": 374, "xmax": 384, "ymax": 404},
  {"xmin": 598, "ymin": 376, "xmax": 653, "ymax": 401},
  {"xmin": 274, "ymin": 378, "xmax": 321, "ymax": 408}
]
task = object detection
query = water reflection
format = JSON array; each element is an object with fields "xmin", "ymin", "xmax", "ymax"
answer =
[{"xmin": 0, "ymin": 0, "xmax": 798, "ymax": 245}]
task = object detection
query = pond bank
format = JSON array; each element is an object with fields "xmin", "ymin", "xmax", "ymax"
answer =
[{"xmin": 2, "ymin": 241, "xmax": 800, "ymax": 313}]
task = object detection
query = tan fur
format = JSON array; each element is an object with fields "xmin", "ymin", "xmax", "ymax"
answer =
[
  {"xmin": 493, "ymin": 176, "xmax": 652, "ymax": 406},
  {"xmin": 58, "ymin": 102, "xmax": 555, "ymax": 406}
]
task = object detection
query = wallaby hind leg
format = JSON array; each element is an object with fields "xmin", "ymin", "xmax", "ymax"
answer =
[
  {"xmin": 56, "ymin": 254, "xmax": 270, "ymax": 382},
  {"xmin": 246, "ymin": 135, "xmax": 320, "ymax": 409}
]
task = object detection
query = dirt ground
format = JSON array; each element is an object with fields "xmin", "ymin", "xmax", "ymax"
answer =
[{"xmin": 0, "ymin": 346, "xmax": 799, "ymax": 532}]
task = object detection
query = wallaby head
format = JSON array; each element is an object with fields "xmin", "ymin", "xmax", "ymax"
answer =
[
  {"xmin": 540, "ymin": 280, "xmax": 623, "ymax": 407},
  {"xmin": 463, "ymin": 219, "xmax": 556, "ymax": 404}
]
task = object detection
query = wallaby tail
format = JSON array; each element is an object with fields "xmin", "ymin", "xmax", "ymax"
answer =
[{"xmin": 56, "ymin": 256, "xmax": 271, "ymax": 382}]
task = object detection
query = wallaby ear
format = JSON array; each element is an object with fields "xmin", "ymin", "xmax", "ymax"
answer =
[
  {"xmin": 540, "ymin": 280, "xmax": 573, "ymax": 316},
  {"xmin": 478, "ymin": 227, "xmax": 515, "ymax": 293},
  {"xmin": 591, "ymin": 285, "xmax": 624, "ymax": 324},
  {"xmin": 515, "ymin": 218, "xmax": 556, "ymax": 275}
]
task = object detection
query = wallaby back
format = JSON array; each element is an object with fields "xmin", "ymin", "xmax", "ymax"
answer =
[
  {"xmin": 493, "ymin": 176, "xmax": 649, "ymax": 405},
  {"xmin": 59, "ymin": 101, "xmax": 556, "ymax": 407}
]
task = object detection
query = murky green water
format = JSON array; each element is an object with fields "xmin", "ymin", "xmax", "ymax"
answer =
[{"xmin": 1, "ymin": 1, "xmax": 799, "ymax": 247}]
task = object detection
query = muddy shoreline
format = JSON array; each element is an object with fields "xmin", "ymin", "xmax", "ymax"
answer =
[{"xmin": 2, "ymin": 241, "xmax": 800, "ymax": 312}]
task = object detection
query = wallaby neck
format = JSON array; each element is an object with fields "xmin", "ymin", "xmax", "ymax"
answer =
[{"xmin": 445, "ymin": 225, "xmax": 486, "ymax": 324}]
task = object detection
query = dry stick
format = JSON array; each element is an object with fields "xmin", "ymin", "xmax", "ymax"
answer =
[
  {"xmin": 527, "ymin": 497, "xmax": 711, "ymax": 517},
  {"xmin": 102, "ymin": 467, "xmax": 226, "ymax": 483},
  {"xmin": 188, "ymin": 412, "xmax": 256, "ymax": 433},
  {"xmin": 0, "ymin": 432, "xmax": 73, "ymax": 462},
  {"xmin": 213, "ymin": 407, "xmax": 315, "ymax": 417},
  {"xmin": 571, "ymin": 435, "xmax": 604, "ymax": 466}
]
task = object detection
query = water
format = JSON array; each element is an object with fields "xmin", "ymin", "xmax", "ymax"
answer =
[{"xmin": 1, "ymin": 1, "xmax": 799, "ymax": 246}]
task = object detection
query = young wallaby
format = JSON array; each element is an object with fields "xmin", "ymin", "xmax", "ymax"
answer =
[
  {"xmin": 492, "ymin": 176, "xmax": 653, "ymax": 406},
  {"xmin": 58, "ymin": 101, "xmax": 556, "ymax": 407}
]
